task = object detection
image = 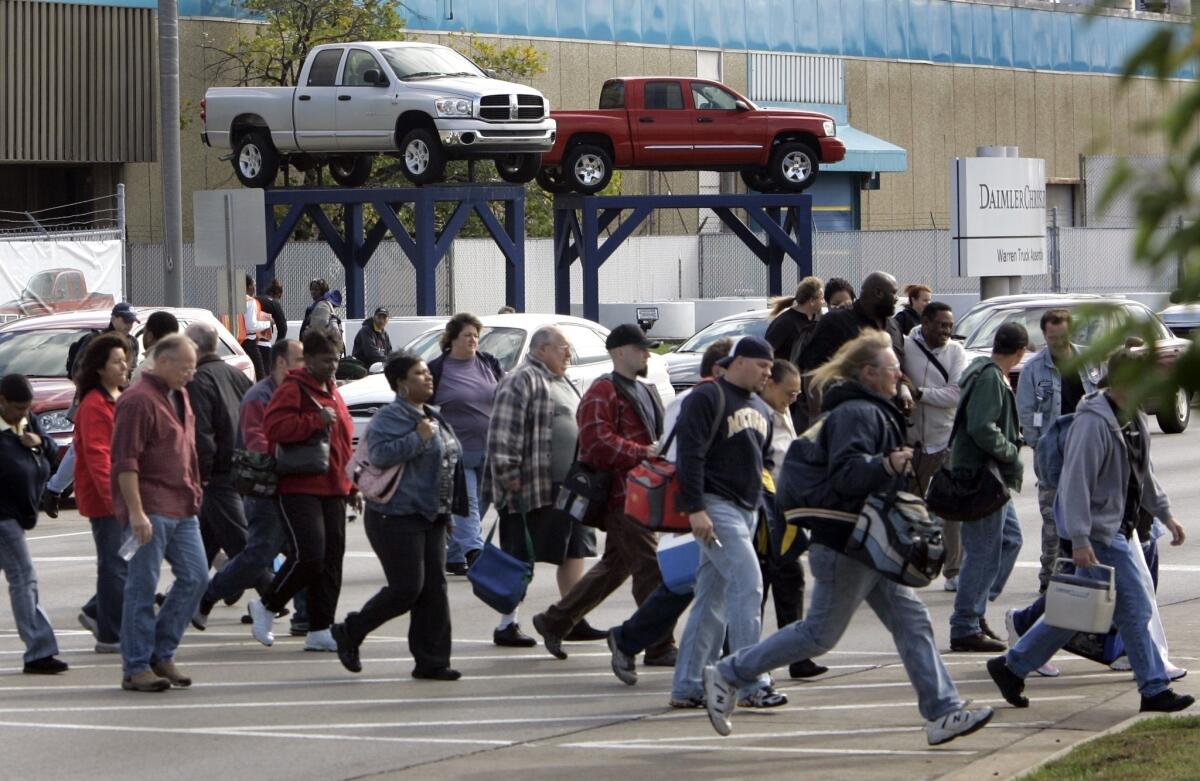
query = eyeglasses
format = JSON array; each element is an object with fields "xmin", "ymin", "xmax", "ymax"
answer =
[{"xmin": 874, "ymin": 362, "xmax": 902, "ymax": 375}]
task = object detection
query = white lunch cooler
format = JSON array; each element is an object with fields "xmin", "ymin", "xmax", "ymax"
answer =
[
  {"xmin": 1044, "ymin": 558, "xmax": 1116, "ymax": 634},
  {"xmin": 657, "ymin": 533, "xmax": 701, "ymax": 594}
]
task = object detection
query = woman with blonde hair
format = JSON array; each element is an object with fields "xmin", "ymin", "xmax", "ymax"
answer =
[{"xmin": 703, "ymin": 331, "xmax": 994, "ymax": 746}]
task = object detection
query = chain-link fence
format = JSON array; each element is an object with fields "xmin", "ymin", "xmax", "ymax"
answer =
[{"xmin": 128, "ymin": 224, "xmax": 1178, "ymax": 318}]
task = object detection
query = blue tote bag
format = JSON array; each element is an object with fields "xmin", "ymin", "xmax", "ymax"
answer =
[{"xmin": 468, "ymin": 504, "xmax": 535, "ymax": 614}]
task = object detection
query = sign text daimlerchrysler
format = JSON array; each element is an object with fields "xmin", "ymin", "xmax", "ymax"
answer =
[{"xmin": 951, "ymin": 157, "xmax": 1048, "ymax": 278}]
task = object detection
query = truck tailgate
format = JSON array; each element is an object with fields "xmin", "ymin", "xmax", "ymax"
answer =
[{"xmin": 203, "ymin": 86, "xmax": 298, "ymax": 150}]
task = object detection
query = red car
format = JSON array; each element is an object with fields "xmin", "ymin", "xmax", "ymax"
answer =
[
  {"xmin": 537, "ymin": 77, "xmax": 846, "ymax": 195},
  {"xmin": 0, "ymin": 308, "xmax": 254, "ymax": 447}
]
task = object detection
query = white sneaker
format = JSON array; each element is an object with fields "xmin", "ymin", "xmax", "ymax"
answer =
[
  {"xmin": 1035, "ymin": 662, "xmax": 1061, "ymax": 677},
  {"xmin": 304, "ymin": 628, "xmax": 337, "ymax": 652},
  {"xmin": 1169, "ymin": 666, "xmax": 1188, "ymax": 681},
  {"xmin": 943, "ymin": 576, "xmax": 958, "ymax": 592},
  {"xmin": 925, "ymin": 705, "xmax": 994, "ymax": 746},
  {"xmin": 1110, "ymin": 657, "xmax": 1132, "ymax": 672},
  {"xmin": 1004, "ymin": 608, "xmax": 1020, "ymax": 648},
  {"xmin": 702, "ymin": 665, "xmax": 736, "ymax": 736},
  {"xmin": 248, "ymin": 599, "xmax": 275, "ymax": 647}
]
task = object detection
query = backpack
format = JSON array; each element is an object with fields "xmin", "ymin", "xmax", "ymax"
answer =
[
  {"xmin": 1034, "ymin": 413, "xmax": 1076, "ymax": 491},
  {"xmin": 846, "ymin": 489, "xmax": 945, "ymax": 588}
]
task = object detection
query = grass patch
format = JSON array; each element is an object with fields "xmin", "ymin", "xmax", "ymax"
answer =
[
  {"xmin": 1022, "ymin": 716, "xmax": 1200, "ymax": 781},
  {"xmin": 652, "ymin": 340, "xmax": 682, "ymax": 355}
]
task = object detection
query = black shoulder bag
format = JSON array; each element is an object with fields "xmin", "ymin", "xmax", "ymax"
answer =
[{"xmin": 924, "ymin": 375, "xmax": 1010, "ymax": 523}]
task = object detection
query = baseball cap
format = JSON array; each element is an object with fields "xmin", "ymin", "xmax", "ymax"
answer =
[
  {"xmin": 373, "ymin": 307, "xmax": 390, "ymax": 317},
  {"xmin": 717, "ymin": 335, "xmax": 774, "ymax": 368},
  {"xmin": 605, "ymin": 323, "xmax": 661, "ymax": 351},
  {"xmin": 111, "ymin": 302, "xmax": 138, "ymax": 322}
]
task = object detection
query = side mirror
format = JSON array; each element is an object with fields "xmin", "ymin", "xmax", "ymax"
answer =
[
  {"xmin": 734, "ymin": 100, "xmax": 751, "ymax": 111},
  {"xmin": 364, "ymin": 69, "xmax": 387, "ymax": 86},
  {"xmin": 484, "ymin": 68, "xmax": 498, "ymax": 79},
  {"xmin": 369, "ymin": 361, "xmax": 385, "ymax": 374}
]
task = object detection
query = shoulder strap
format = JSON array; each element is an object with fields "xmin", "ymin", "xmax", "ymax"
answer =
[
  {"xmin": 659, "ymin": 380, "xmax": 727, "ymax": 456},
  {"xmin": 912, "ymin": 338, "xmax": 949, "ymax": 383}
]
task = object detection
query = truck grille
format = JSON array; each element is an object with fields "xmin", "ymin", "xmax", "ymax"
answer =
[
  {"xmin": 517, "ymin": 94, "xmax": 544, "ymax": 119},
  {"xmin": 477, "ymin": 94, "xmax": 545, "ymax": 121}
]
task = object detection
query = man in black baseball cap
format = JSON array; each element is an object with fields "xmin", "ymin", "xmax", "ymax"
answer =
[
  {"xmin": 110, "ymin": 302, "xmax": 139, "ymax": 324},
  {"xmin": 605, "ymin": 323, "xmax": 661, "ymax": 353},
  {"xmin": 351, "ymin": 306, "xmax": 392, "ymax": 368},
  {"xmin": 716, "ymin": 335, "xmax": 773, "ymax": 369}
]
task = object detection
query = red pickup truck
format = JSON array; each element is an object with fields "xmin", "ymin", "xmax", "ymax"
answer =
[
  {"xmin": 0, "ymin": 268, "xmax": 115, "ymax": 322},
  {"xmin": 537, "ymin": 77, "xmax": 846, "ymax": 195}
]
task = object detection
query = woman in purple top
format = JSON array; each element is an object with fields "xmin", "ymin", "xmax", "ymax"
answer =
[{"xmin": 428, "ymin": 313, "xmax": 504, "ymax": 575}]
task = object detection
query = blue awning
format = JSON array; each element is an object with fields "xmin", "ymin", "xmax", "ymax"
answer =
[{"xmin": 759, "ymin": 102, "xmax": 908, "ymax": 174}]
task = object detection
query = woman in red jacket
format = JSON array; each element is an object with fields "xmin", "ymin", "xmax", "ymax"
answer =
[
  {"xmin": 249, "ymin": 331, "xmax": 356, "ymax": 650},
  {"xmin": 72, "ymin": 333, "xmax": 133, "ymax": 653}
]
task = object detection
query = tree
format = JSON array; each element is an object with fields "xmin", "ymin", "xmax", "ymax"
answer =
[{"xmin": 1070, "ymin": 18, "xmax": 1200, "ymax": 412}]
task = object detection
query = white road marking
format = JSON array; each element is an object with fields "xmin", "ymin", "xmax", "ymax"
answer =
[
  {"xmin": 559, "ymin": 741, "xmax": 977, "ymax": 757},
  {"xmin": 25, "ymin": 531, "xmax": 94, "ymax": 541}
]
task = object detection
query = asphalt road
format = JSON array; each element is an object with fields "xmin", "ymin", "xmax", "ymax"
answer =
[{"xmin": 2, "ymin": 413, "xmax": 1199, "ymax": 780}]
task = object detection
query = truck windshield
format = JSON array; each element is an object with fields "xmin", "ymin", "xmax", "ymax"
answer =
[
  {"xmin": 0, "ymin": 328, "xmax": 94, "ymax": 378},
  {"xmin": 24, "ymin": 272, "xmax": 54, "ymax": 300},
  {"xmin": 381, "ymin": 47, "xmax": 484, "ymax": 80}
]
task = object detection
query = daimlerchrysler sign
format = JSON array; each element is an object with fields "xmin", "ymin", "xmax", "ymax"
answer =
[{"xmin": 951, "ymin": 157, "xmax": 1048, "ymax": 277}]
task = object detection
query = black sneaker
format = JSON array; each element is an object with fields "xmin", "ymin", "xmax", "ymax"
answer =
[
  {"xmin": 445, "ymin": 562, "xmax": 469, "ymax": 576},
  {"xmin": 532, "ymin": 613, "xmax": 566, "ymax": 659},
  {"xmin": 564, "ymin": 619, "xmax": 608, "ymax": 642},
  {"xmin": 41, "ymin": 490, "xmax": 60, "ymax": 519},
  {"xmin": 412, "ymin": 667, "xmax": 461, "ymax": 681},
  {"xmin": 23, "ymin": 656, "xmax": 68, "ymax": 675},
  {"xmin": 789, "ymin": 659, "xmax": 829, "ymax": 679},
  {"xmin": 1141, "ymin": 689, "xmax": 1195, "ymax": 713},
  {"xmin": 979, "ymin": 618, "xmax": 1003, "ymax": 643},
  {"xmin": 951, "ymin": 633, "xmax": 1006, "ymax": 653},
  {"xmin": 331, "ymin": 623, "xmax": 361, "ymax": 674},
  {"xmin": 643, "ymin": 648, "xmax": 678, "ymax": 667},
  {"xmin": 493, "ymin": 623, "xmax": 537, "ymax": 648},
  {"xmin": 987, "ymin": 656, "xmax": 1029, "ymax": 708}
]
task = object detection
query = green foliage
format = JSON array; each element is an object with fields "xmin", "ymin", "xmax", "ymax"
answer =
[
  {"xmin": 202, "ymin": 0, "xmax": 407, "ymax": 87},
  {"xmin": 1072, "ymin": 18, "xmax": 1200, "ymax": 407}
]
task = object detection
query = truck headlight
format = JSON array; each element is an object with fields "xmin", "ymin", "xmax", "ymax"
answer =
[
  {"xmin": 38, "ymin": 409, "xmax": 72, "ymax": 435},
  {"xmin": 823, "ymin": 120, "xmax": 836, "ymax": 137},
  {"xmin": 435, "ymin": 98, "xmax": 473, "ymax": 117}
]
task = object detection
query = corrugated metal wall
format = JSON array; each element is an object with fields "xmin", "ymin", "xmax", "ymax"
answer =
[
  {"xmin": 748, "ymin": 53, "xmax": 844, "ymax": 104},
  {"xmin": 0, "ymin": 0, "xmax": 156, "ymax": 163}
]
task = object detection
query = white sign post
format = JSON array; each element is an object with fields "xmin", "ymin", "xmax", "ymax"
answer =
[
  {"xmin": 951, "ymin": 155, "xmax": 1047, "ymax": 278},
  {"xmin": 193, "ymin": 189, "xmax": 266, "ymax": 336}
]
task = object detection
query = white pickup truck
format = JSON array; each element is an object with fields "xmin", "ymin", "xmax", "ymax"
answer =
[{"xmin": 200, "ymin": 41, "xmax": 557, "ymax": 188}]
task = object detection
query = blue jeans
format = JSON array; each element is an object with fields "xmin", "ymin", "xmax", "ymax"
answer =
[
  {"xmin": 90, "ymin": 517, "xmax": 129, "ymax": 644},
  {"xmin": 121, "ymin": 514, "xmax": 209, "ymax": 677},
  {"xmin": 951, "ymin": 500, "xmax": 1022, "ymax": 640},
  {"xmin": 614, "ymin": 583, "xmax": 694, "ymax": 656},
  {"xmin": 205, "ymin": 497, "xmax": 285, "ymax": 604},
  {"xmin": 1006, "ymin": 532, "xmax": 1169, "ymax": 697},
  {"xmin": 671, "ymin": 494, "xmax": 765, "ymax": 701},
  {"xmin": 719, "ymin": 545, "xmax": 963, "ymax": 721},
  {"xmin": 447, "ymin": 450, "xmax": 487, "ymax": 565},
  {"xmin": 0, "ymin": 520, "xmax": 59, "ymax": 663},
  {"xmin": 47, "ymin": 443, "xmax": 75, "ymax": 494}
]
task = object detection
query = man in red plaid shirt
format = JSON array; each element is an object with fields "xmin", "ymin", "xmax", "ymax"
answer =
[{"xmin": 531, "ymin": 325, "xmax": 677, "ymax": 664}]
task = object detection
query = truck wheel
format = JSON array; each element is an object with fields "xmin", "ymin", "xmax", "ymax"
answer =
[
  {"xmin": 233, "ymin": 131, "xmax": 280, "ymax": 188},
  {"xmin": 768, "ymin": 141, "xmax": 819, "ymax": 192},
  {"xmin": 495, "ymin": 154, "xmax": 541, "ymax": 184},
  {"xmin": 536, "ymin": 166, "xmax": 573, "ymax": 194},
  {"xmin": 328, "ymin": 154, "xmax": 375, "ymax": 187},
  {"xmin": 1156, "ymin": 387, "xmax": 1191, "ymax": 434},
  {"xmin": 740, "ymin": 169, "xmax": 777, "ymax": 193},
  {"xmin": 564, "ymin": 144, "xmax": 613, "ymax": 195},
  {"xmin": 399, "ymin": 128, "xmax": 447, "ymax": 185}
]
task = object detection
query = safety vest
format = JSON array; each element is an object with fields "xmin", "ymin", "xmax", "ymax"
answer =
[{"xmin": 236, "ymin": 295, "xmax": 267, "ymax": 342}]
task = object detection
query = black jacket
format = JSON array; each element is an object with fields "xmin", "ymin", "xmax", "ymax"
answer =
[
  {"xmin": 256, "ymin": 295, "xmax": 288, "ymax": 342},
  {"xmin": 799, "ymin": 301, "xmax": 904, "ymax": 372},
  {"xmin": 351, "ymin": 322, "xmax": 392, "ymax": 367},
  {"xmin": 186, "ymin": 354, "xmax": 252, "ymax": 482},
  {"xmin": 428, "ymin": 351, "xmax": 505, "ymax": 399},
  {"xmin": 777, "ymin": 380, "xmax": 908, "ymax": 551},
  {"xmin": 0, "ymin": 413, "xmax": 59, "ymax": 529},
  {"xmin": 893, "ymin": 306, "xmax": 921, "ymax": 337},
  {"xmin": 765, "ymin": 308, "xmax": 820, "ymax": 365}
]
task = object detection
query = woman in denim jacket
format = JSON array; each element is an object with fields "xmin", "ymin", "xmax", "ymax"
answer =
[{"xmin": 331, "ymin": 352, "xmax": 465, "ymax": 680}]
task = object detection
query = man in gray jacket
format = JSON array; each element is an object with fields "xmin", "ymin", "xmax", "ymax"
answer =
[
  {"xmin": 1016, "ymin": 309, "xmax": 1099, "ymax": 592},
  {"xmin": 987, "ymin": 351, "xmax": 1191, "ymax": 714}
]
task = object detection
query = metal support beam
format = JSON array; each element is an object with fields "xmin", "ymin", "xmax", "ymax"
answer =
[
  {"xmin": 553, "ymin": 193, "xmax": 813, "ymax": 321},
  {"xmin": 261, "ymin": 185, "xmax": 527, "ymax": 317}
]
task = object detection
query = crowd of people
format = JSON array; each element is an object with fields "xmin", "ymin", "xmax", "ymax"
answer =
[{"xmin": 0, "ymin": 272, "xmax": 1192, "ymax": 746}]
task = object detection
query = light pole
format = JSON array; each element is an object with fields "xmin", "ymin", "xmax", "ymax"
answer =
[{"xmin": 159, "ymin": 0, "xmax": 184, "ymax": 306}]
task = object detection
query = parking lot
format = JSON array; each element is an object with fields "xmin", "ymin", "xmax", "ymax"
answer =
[{"xmin": 2, "ymin": 420, "xmax": 1198, "ymax": 780}]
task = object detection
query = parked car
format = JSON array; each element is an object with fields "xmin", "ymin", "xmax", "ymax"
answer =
[
  {"xmin": 338, "ymin": 313, "xmax": 676, "ymax": 444},
  {"xmin": 960, "ymin": 296, "xmax": 1193, "ymax": 433},
  {"xmin": 536, "ymin": 77, "xmax": 845, "ymax": 195},
  {"xmin": 1158, "ymin": 303, "xmax": 1200, "ymax": 339},
  {"xmin": 951, "ymin": 294, "xmax": 1107, "ymax": 345},
  {"xmin": 0, "ymin": 268, "xmax": 115, "ymax": 322},
  {"xmin": 202, "ymin": 42, "xmax": 556, "ymax": 188},
  {"xmin": 665, "ymin": 309, "xmax": 771, "ymax": 392},
  {"xmin": 0, "ymin": 308, "xmax": 254, "ymax": 447}
]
